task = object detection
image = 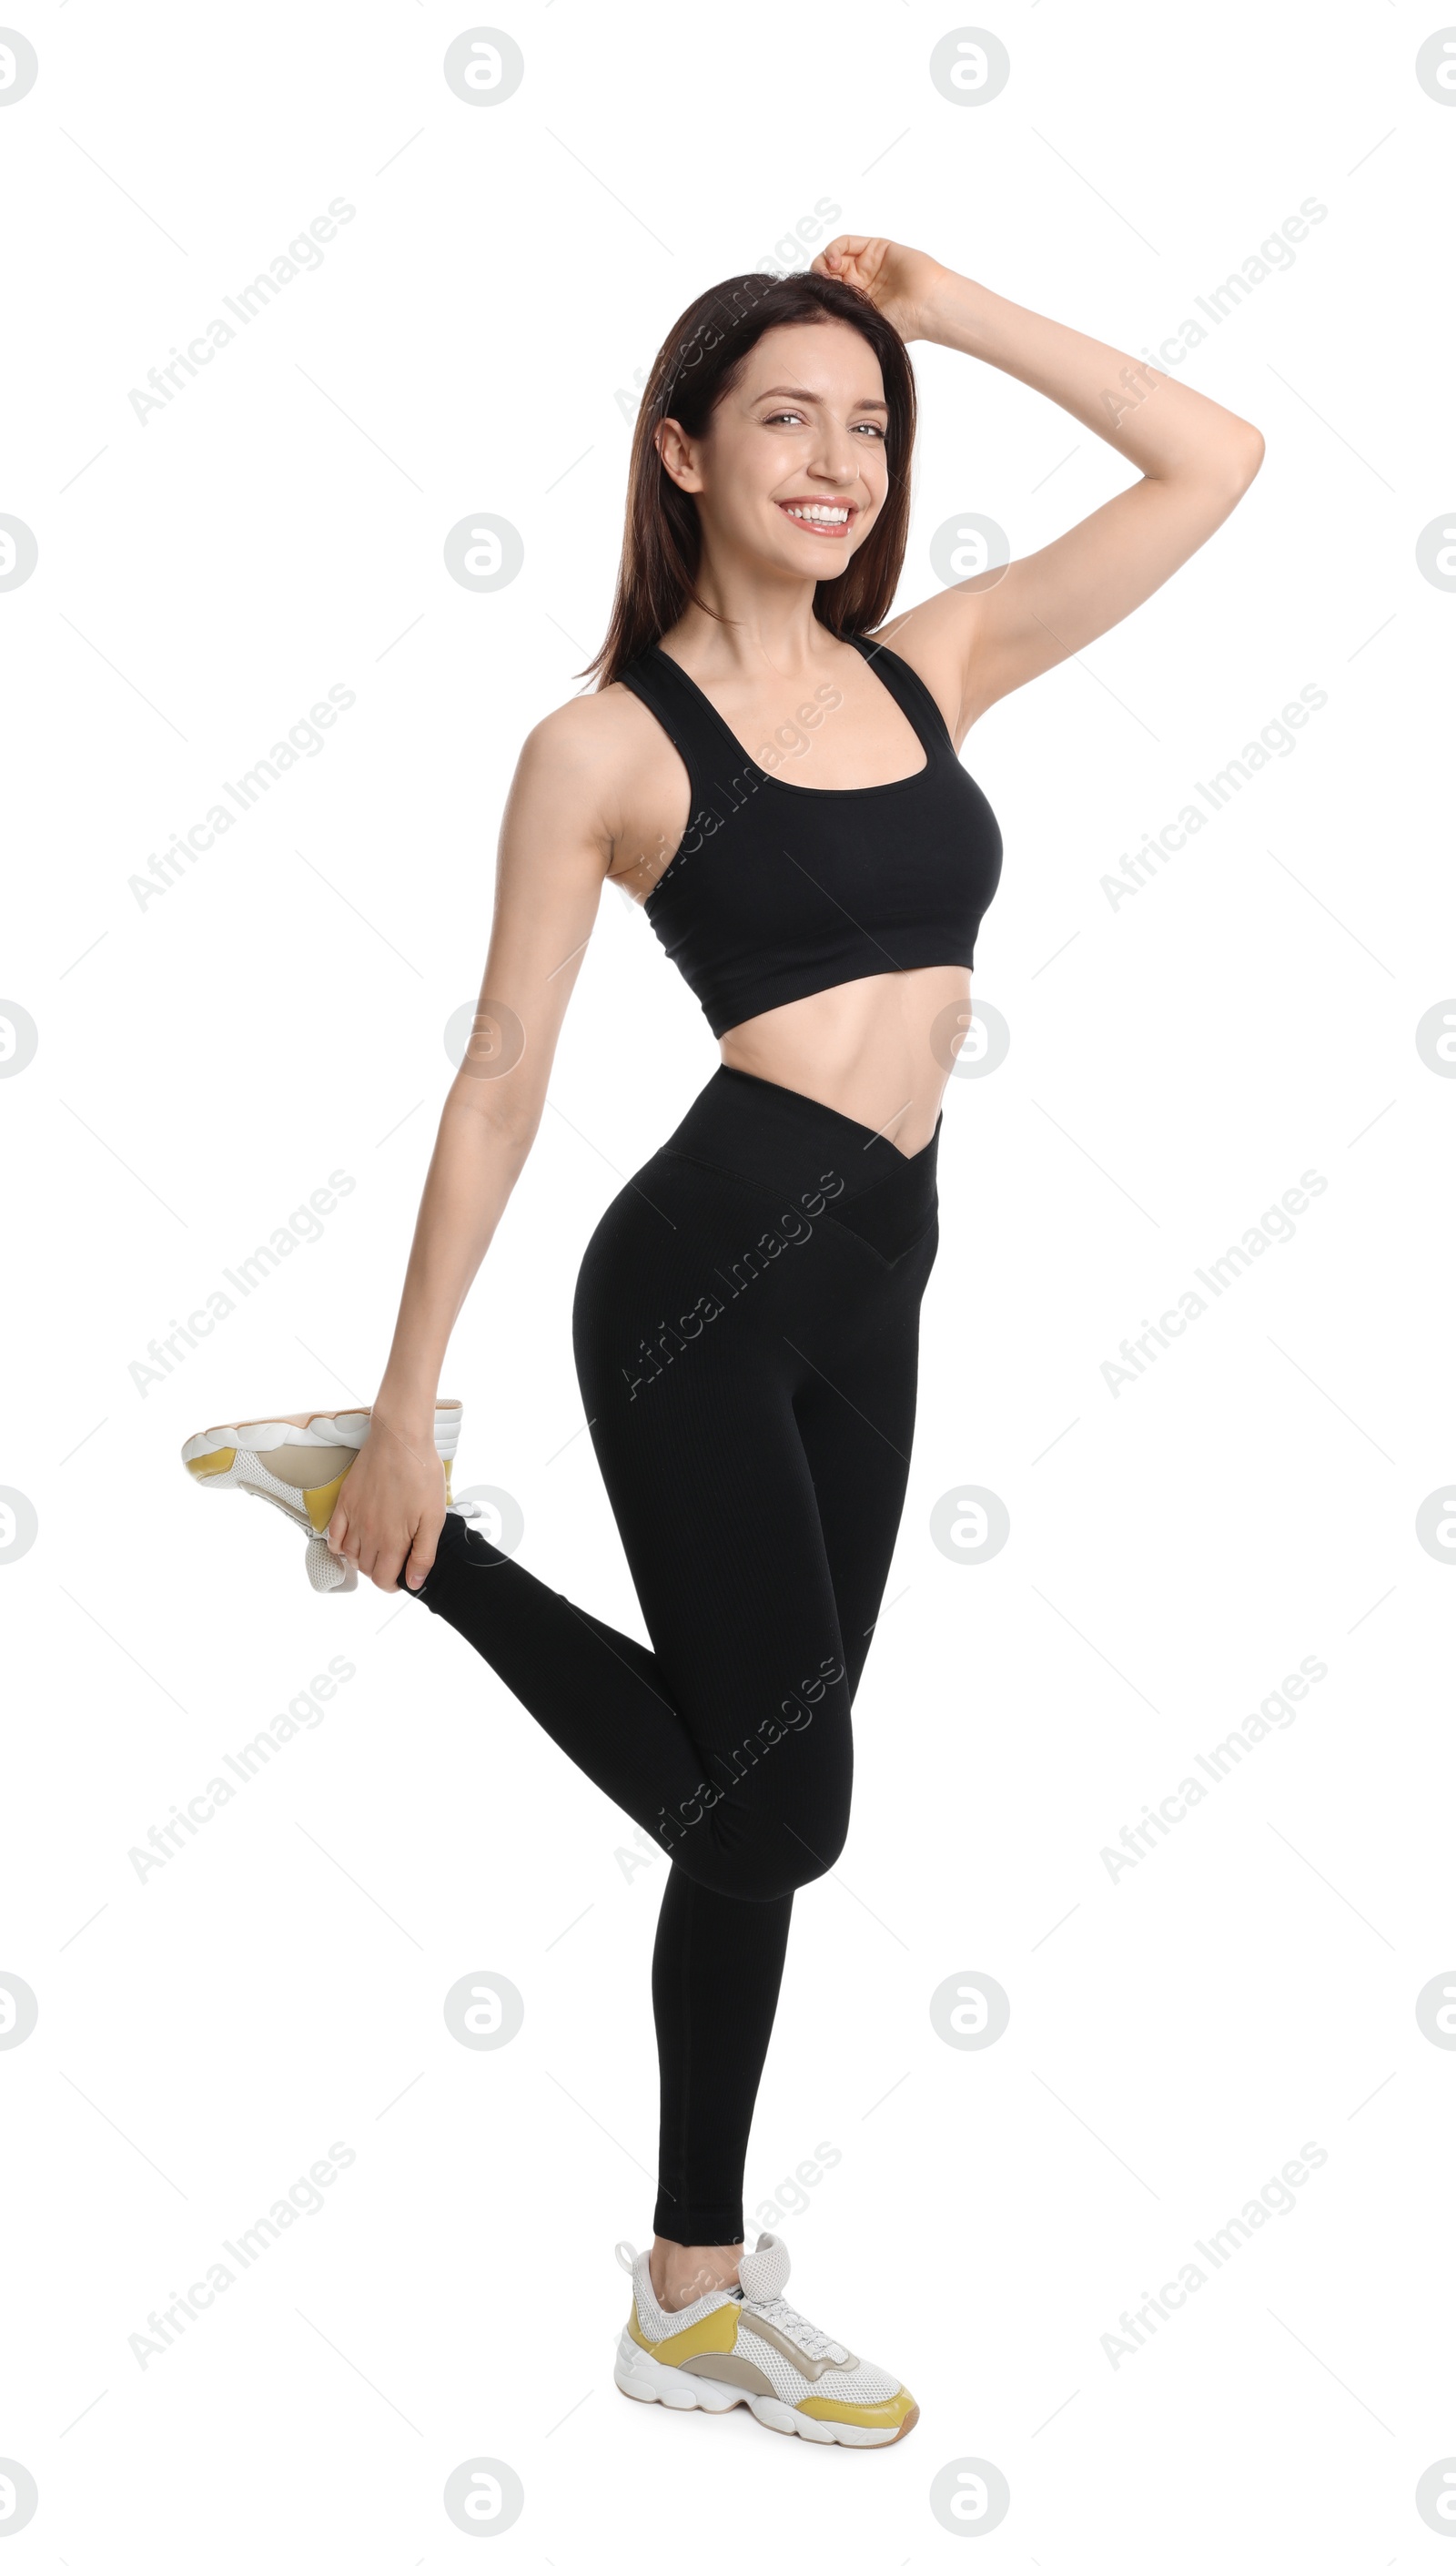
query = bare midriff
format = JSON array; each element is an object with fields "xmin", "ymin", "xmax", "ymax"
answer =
[{"xmin": 715, "ymin": 962, "xmax": 970, "ymax": 1158}]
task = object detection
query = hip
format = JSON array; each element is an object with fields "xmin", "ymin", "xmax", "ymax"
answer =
[{"xmin": 572, "ymin": 1065, "xmax": 940, "ymax": 1378}]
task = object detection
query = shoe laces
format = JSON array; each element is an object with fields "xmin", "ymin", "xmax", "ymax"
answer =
[{"xmin": 741, "ymin": 2290, "xmax": 845, "ymax": 2364}]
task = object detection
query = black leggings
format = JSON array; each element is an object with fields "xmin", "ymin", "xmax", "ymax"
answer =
[{"xmin": 409, "ymin": 1065, "xmax": 940, "ymax": 2244}]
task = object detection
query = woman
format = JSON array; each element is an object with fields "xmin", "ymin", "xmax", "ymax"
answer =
[{"xmin": 184, "ymin": 237, "xmax": 1262, "ymax": 2446}]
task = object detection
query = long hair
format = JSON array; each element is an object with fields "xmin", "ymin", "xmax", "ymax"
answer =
[{"xmin": 582, "ymin": 269, "xmax": 916, "ymax": 690}]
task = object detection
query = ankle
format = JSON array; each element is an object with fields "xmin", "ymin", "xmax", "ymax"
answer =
[{"xmin": 649, "ymin": 2236, "xmax": 743, "ymax": 2311}]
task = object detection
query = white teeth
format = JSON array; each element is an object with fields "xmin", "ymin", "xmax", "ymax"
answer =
[{"xmin": 784, "ymin": 504, "xmax": 849, "ymax": 523}]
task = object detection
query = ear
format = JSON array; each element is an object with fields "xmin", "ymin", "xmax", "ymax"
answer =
[{"xmin": 655, "ymin": 417, "xmax": 704, "ymax": 494}]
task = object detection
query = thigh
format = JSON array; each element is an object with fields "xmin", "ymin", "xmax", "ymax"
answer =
[
  {"xmin": 790, "ymin": 1218, "xmax": 936, "ymax": 1699},
  {"xmin": 572, "ymin": 1152, "xmax": 851, "ymax": 1759}
]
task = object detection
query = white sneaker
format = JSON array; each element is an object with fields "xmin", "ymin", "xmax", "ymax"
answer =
[
  {"xmin": 612, "ymin": 2232, "xmax": 918, "ymax": 2446},
  {"xmin": 180, "ymin": 1401, "xmax": 476, "ymax": 1592}
]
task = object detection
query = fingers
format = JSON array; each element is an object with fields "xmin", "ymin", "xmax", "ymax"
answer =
[
  {"xmin": 400, "ymin": 1530, "xmax": 438, "ymax": 1595},
  {"xmin": 325, "ymin": 1488, "xmax": 432, "ymax": 1592},
  {"xmin": 814, "ymin": 234, "xmax": 894, "ymax": 304},
  {"xmin": 328, "ymin": 1500, "xmax": 375, "ymax": 1584},
  {"xmin": 356, "ymin": 1526, "xmax": 414, "ymax": 1594},
  {"xmin": 350, "ymin": 1521, "xmax": 396, "ymax": 1590}
]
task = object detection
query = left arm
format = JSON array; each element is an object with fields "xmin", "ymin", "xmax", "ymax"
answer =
[{"xmin": 812, "ymin": 237, "xmax": 1265, "ymax": 737}]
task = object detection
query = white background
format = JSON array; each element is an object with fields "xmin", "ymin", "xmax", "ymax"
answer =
[{"xmin": 4, "ymin": 0, "xmax": 1455, "ymax": 2556}]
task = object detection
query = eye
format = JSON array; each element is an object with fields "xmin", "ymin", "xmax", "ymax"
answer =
[
  {"xmin": 854, "ymin": 421, "xmax": 887, "ymax": 439},
  {"xmin": 762, "ymin": 409, "xmax": 806, "ymax": 426}
]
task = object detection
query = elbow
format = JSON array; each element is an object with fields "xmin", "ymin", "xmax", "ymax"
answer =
[
  {"xmin": 444, "ymin": 1077, "xmax": 541, "ymax": 1155},
  {"xmin": 1228, "ymin": 425, "xmax": 1265, "ymax": 497}
]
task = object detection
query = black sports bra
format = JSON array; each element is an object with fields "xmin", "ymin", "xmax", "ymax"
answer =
[{"xmin": 617, "ymin": 633, "xmax": 1002, "ymax": 1039}]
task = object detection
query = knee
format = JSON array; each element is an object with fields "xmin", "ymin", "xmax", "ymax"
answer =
[
  {"xmin": 665, "ymin": 1805, "xmax": 849, "ymax": 1902},
  {"xmin": 743, "ymin": 1807, "xmax": 851, "ymax": 1902}
]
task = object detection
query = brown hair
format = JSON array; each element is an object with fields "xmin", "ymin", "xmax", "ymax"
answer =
[{"xmin": 582, "ymin": 269, "xmax": 916, "ymax": 691}]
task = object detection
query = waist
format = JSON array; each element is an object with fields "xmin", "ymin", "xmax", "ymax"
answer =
[
  {"xmin": 718, "ymin": 962, "xmax": 965, "ymax": 1154},
  {"xmin": 662, "ymin": 1065, "xmax": 941, "ymax": 1244}
]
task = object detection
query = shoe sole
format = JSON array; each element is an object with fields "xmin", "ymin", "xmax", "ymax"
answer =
[
  {"xmin": 180, "ymin": 1403, "xmax": 463, "ymax": 1511},
  {"xmin": 181, "ymin": 1402, "xmax": 462, "ymax": 1469},
  {"xmin": 612, "ymin": 2330, "xmax": 917, "ymax": 2447}
]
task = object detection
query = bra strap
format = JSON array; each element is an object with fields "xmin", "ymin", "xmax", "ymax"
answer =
[
  {"xmin": 617, "ymin": 647, "xmax": 740, "ymax": 802},
  {"xmin": 844, "ymin": 631, "xmax": 953, "ymax": 756}
]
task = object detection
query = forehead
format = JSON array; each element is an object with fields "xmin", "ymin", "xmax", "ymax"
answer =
[{"xmin": 735, "ymin": 319, "xmax": 886, "ymax": 404}]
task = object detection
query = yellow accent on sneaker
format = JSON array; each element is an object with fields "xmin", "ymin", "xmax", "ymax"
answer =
[
  {"xmin": 302, "ymin": 1471, "xmax": 352, "ymax": 1530},
  {"xmin": 797, "ymin": 2388, "xmax": 919, "ymax": 2433},
  {"xmin": 627, "ymin": 2299, "xmax": 740, "ymax": 2367},
  {"xmin": 186, "ymin": 1446, "xmax": 237, "ymax": 1479}
]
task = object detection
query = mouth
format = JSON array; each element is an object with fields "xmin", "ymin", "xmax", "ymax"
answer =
[{"xmin": 776, "ymin": 500, "xmax": 855, "ymax": 540}]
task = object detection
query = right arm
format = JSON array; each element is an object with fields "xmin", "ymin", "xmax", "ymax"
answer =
[{"xmin": 327, "ymin": 695, "xmax": 620, "ymax": 1592}]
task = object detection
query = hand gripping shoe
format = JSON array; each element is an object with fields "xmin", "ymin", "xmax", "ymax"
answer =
[{"xmin": 180, "ymin": 1401, "xmax": 477, "ymax": 1592}]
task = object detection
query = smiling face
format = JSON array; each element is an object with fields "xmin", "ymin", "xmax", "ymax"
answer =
[{"xmin": 658, "ymin": 319, "xmax": 891, "ymax": 583}]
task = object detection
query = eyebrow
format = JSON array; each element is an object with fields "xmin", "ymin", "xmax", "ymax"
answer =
[{"xmin": 753, "ymin": 383, "xmax": 889, "ymax": 415}]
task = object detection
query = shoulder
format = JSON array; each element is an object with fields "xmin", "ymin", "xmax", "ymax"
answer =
[
  {"xmin": 508, "ymin": 673, "xmax": 681, "ymax": 857},
  {"xmin": 517, "ymin": 674, "xmax": 666, "ymax": 788},
  {"xmin": 518, "ymin": 685, "xmax": 619, "ymax": 774},
  {"xmin": 510, "ymin": 679, "xmax": 650, "ymax": 810}
]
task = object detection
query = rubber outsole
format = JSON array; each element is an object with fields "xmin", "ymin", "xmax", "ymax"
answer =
[
  {"xmin": 612, "ymin": 2330, "xmax": 918, "ymax": 2447},
  {"xmin": 181, "ymin": 1401, "xmax": 461, "ymax": 1466}
]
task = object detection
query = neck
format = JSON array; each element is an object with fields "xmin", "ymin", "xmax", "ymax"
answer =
[{"xmin": 662, "ymin": 564, "xmax": 841, "ymax": 681}]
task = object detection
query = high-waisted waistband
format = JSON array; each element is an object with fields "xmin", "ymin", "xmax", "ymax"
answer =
[{"xmin": 660, "ymin": 1065, "xmax": 940, "ymax": 1257}]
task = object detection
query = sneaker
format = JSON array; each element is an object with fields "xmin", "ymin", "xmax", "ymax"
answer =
[
  {"xmin": 180, "ymin": 1401, "xmax": 476, "ymax": 1592},
  {"xmin": 612, "ymin": 2232, "xmax": 918, "ymax": 2446}
]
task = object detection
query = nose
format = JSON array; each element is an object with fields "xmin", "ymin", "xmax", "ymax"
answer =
[{"xmin": 805, "ymin": 437, "xmax": 861, "ymax": 488}]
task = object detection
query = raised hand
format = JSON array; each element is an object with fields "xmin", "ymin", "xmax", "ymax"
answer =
[{"xmin": 809, "ymin": 234, "xmax": 946, "ymax": 342}]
